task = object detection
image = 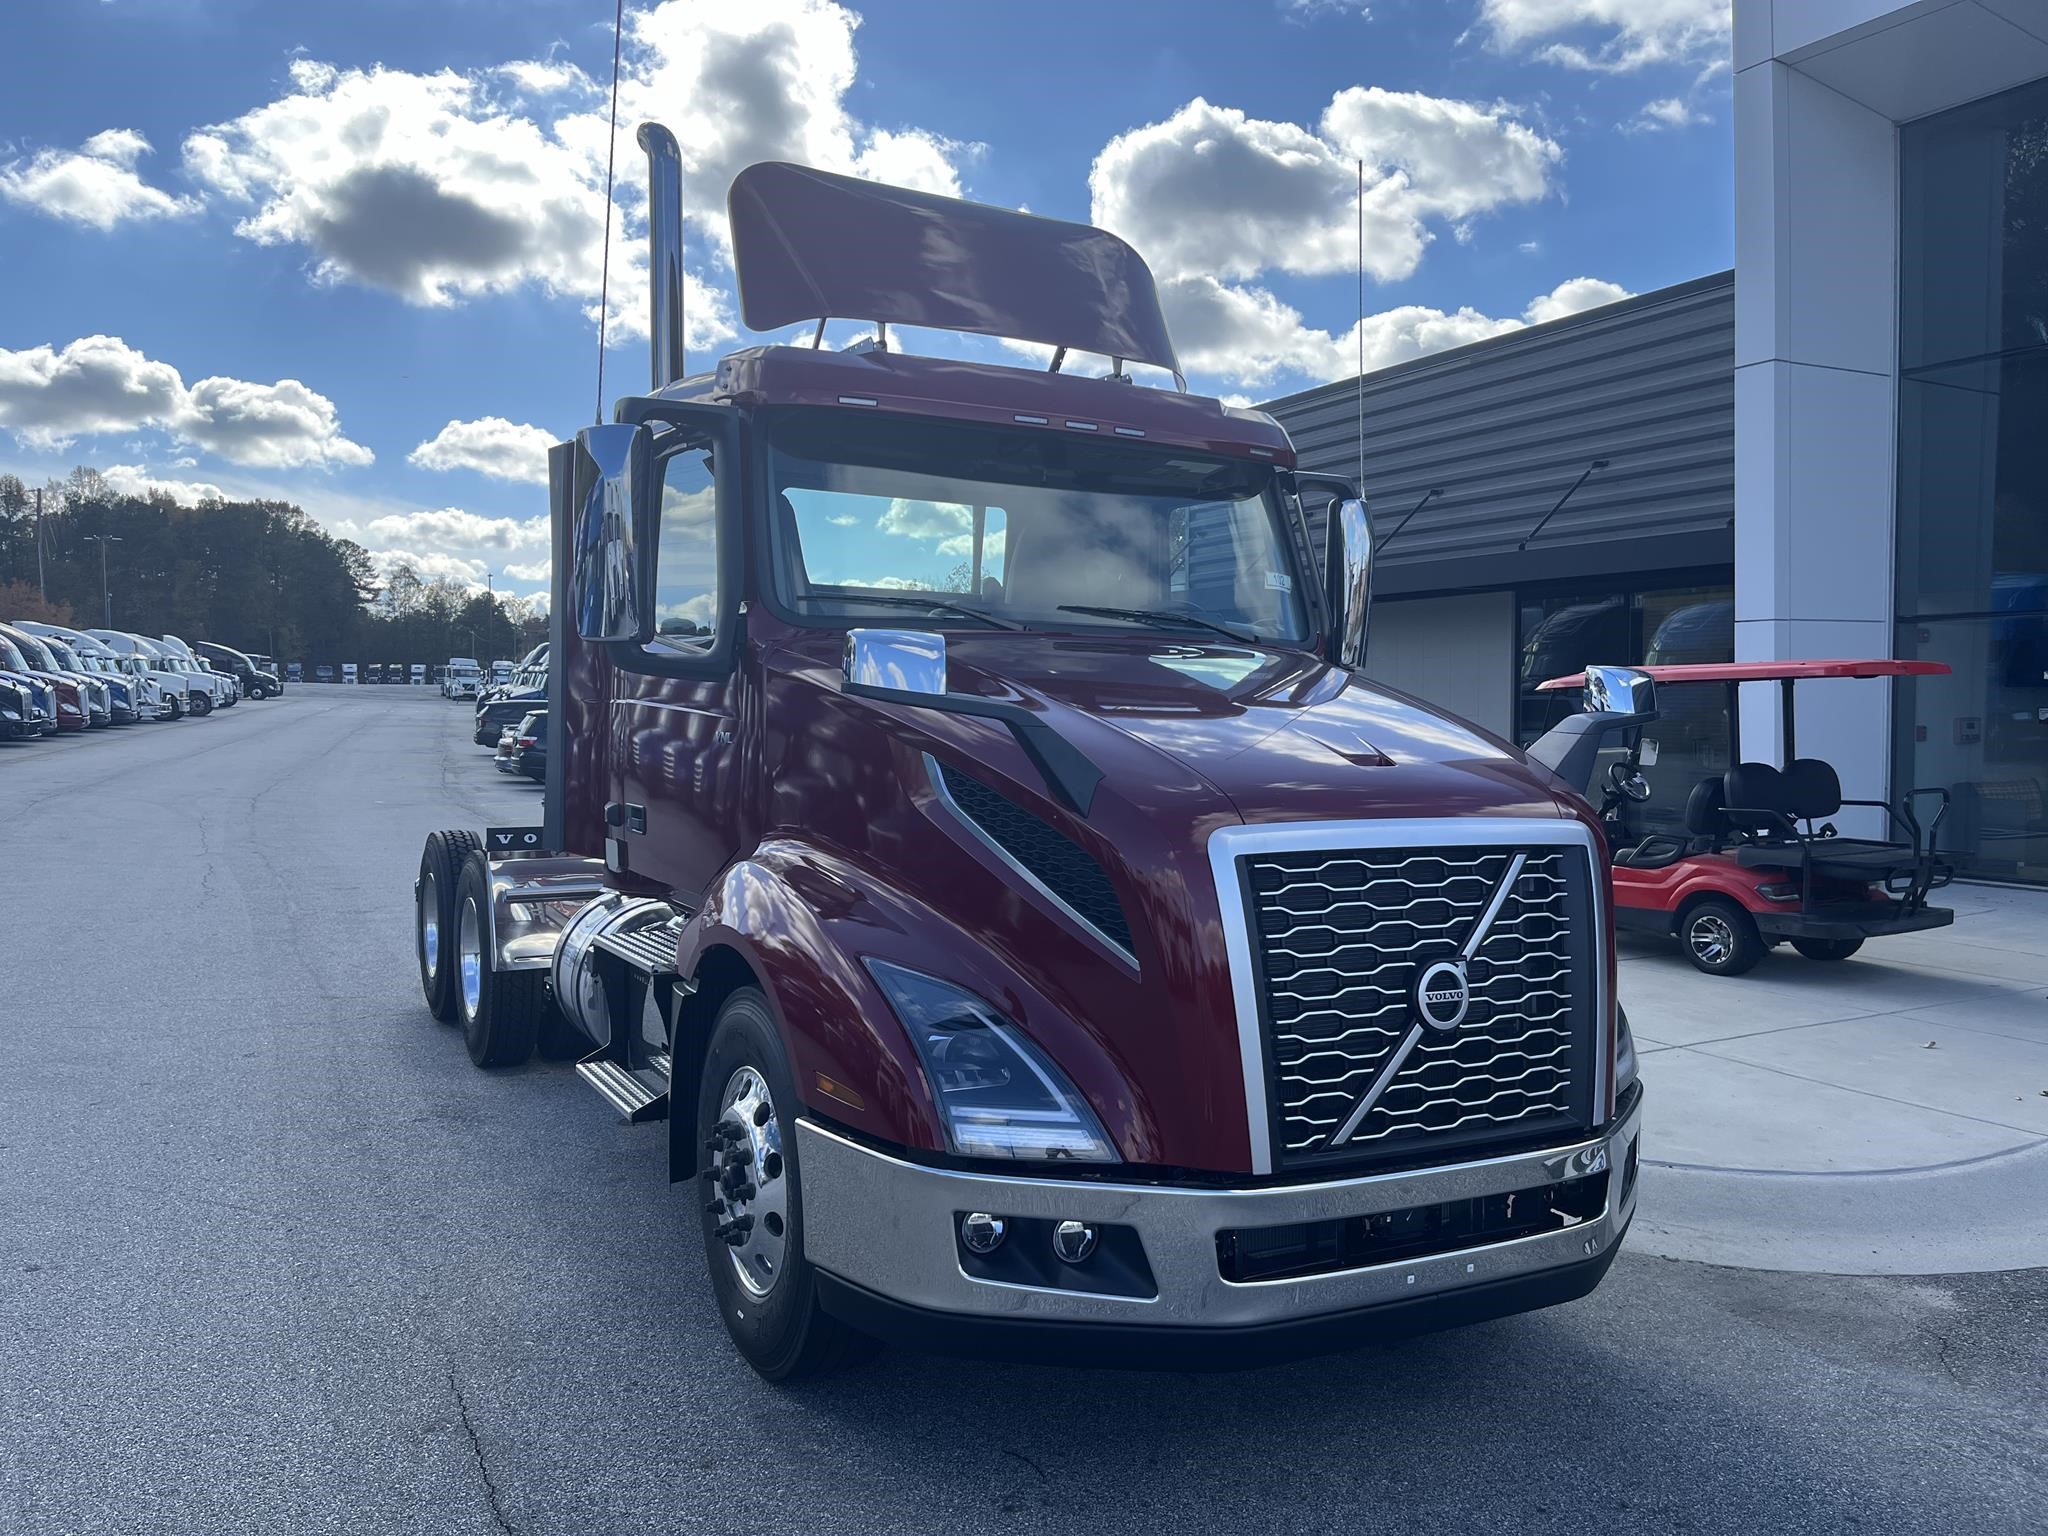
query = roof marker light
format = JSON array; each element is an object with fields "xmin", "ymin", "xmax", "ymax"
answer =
[
  {"xmin": 837, "ymin": 395, "xmax": 879, "ymax": 407},
  {"xmin": 1014, "ymin": 413, "xmax": 1049, "ymax": 425},
  {"xmin": 1113, "ymin": 426, "xmax": 1146, "ymax": 438},
  {"xmin": 1066, "ymin": 420, "xmax": 1099, "ymax": 431}
]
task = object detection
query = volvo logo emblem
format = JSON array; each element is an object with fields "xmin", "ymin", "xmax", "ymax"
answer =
[{"xmin": 1413, "ymin": 960, "xmax": 1471, "ymax": 1032}]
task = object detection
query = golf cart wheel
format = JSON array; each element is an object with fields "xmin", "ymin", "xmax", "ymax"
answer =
[
  {"xmin": 1679, "ymin": 897, "xmax": 1764, "ymax": 977},
  {"xmin": 416, "ymin": 829, "xmax": 481, "ymax": 1020},
  {"xmin": 1792, "ymin": 935, "xmax": 1864, "ymax": 962}
]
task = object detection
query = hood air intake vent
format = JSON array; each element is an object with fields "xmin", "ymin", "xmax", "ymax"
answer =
[{"xmin": 929, "ymin": 758, "xmax": 1135, "ymax": 961}]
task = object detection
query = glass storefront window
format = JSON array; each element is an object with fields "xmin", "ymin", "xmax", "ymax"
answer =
[
  {"xmin": 1897, "ymin": 76, "xmax": 2048, "ymax": 882},
  {"xmin": 1516, "ymin": 581, "xmax": 1733, "ymax": 843}
]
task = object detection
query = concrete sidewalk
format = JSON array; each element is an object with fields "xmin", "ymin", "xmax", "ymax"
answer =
[{"xmin": 1621, "ymin": 883, "xmax": 2048, "ymax": 1275}]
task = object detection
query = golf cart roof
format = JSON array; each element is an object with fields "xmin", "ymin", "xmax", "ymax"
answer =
[{"xmin": 1537, "ymin": 658, "xmax": 1951, "ymax": 692}]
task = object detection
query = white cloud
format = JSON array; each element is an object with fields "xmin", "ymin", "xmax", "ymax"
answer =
[
  {"xmin": 1320, "ymin": 88, "xmax": 1560, "ymax": 220},
  {"xmin": 1523, "ymin": 275, "xmax": 1630, "ymax": 323},
  {"xmin": 350, "ymin": 507, "xmax": 549, "ymax": 555},
  {"xmin": 0, "ymin": 129, "xmax": 199, "ymax": 230},
  {"xmin": 370, "ymin": 548, "xmax": 494, "ymax": 587},
  {"xmin": 99, "ymin": 463, "xmax": 231, "ymax": 505},
  {"xmin": 1623, "ymin": 97, "xmax": 1709, "ymax": 133},
  {"xmin": 876, "ymin": 498, "xmax": 970, "ymax": 545},
  {"xmin": 174, "ymin": 1, "xmax": 968, "ymax": 354},
  {"xmin": 1088, "ymin": 91, "xmax": 1560, "ymax": 290},
  {"xmin": 502, "ymin": 557, "xmax": 553, "ymax": 583},
  {"xmin": 0, "ymin": 335, "xmax": 371, "ymax": 469},
  {"xmin": 1473, "ymin": 0, "xmax": 1730, "ymax": 73},
  {"xmin": 497, "ymin": 59, "xmax": 597, "ymax": 98},
  {"xmin": 1174, "ymin": 275, "xmax": 1633, "ymax": 393},
  {"xmin": 1281, "ymin": 0, "xmax": 1372, "ymax": 19},
  {"xmin": 410, "ymin": 416, "xmax": 555, "ymax": 485}
]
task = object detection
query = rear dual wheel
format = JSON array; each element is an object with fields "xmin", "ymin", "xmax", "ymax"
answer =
[
  {"xmin": 454, "ymin": 854, "xmax": 547, "ymax": 1068},
  {"xmin": 416, "ymin": 829, "xmax": 481, "ymax": 1020}
]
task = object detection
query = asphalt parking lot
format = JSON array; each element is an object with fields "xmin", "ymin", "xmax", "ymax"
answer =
[{"xmin": 3, "ymin": 686, "xmax": 2045, "ymax": 1535}]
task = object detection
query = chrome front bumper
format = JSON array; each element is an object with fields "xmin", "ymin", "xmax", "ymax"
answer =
[{"xmin": 798, "ymin": 1086, "xmax": 1642, "ymax": 1332}]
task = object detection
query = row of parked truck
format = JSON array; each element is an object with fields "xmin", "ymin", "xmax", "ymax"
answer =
[
  {"xmin": 300, "ymin": 659, "xmax": 517, "ymax": 695},
  {"xmin": 0, "ymin": 622, "xmax": 282, "ymax": 739}
]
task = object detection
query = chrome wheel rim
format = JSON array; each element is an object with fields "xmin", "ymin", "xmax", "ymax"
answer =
[
  {"xmin": 711, "ymin": 1066, "xmax": 788, "ymax": 1299},
  {"xmin": 1690, "ymin": 913, "xmax": 1735, "ymax": 965},
  {"xmin": 458, "ymin": 896, "xmax": 483, "ymax": 1021},
  {"xmin": 419, "ymin": 872, "xmax": 440, "ymax": 979}
]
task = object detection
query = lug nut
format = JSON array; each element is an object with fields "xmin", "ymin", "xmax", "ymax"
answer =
[
  {"xmin": 1051, "ymin": 1219, "xmax": 1098, "ymax": 1265},
  {"xmin": 960, "ymin": 1212, "xmax": 1006, "ymax": 1255}
]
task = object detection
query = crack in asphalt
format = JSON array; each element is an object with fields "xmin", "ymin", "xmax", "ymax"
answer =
[{"xmin": 450, "ymin": 1370, "xmax": 517, "ymax": 1535}]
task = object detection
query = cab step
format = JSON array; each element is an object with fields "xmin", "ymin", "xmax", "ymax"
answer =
[{"xmin": 576, "ymin": 1058, "xmax": 669, "ymax": 1122}]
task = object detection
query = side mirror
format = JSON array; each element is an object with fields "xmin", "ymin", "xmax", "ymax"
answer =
[
  {"xmin": 571, "ymin": 423, "xmax": 654, "ymax": 644},
  {"xmin": 1584, "ymin": 665, "xmax": 1655, "ymax": 717},
  {"xmin": 1322, "ymin": 497, "xmax": 1372, "ymax": 670}
]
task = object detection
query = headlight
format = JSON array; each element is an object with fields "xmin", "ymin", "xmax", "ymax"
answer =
[
  {"xmin": 1615, "ymin": 1005, "xmax": 1638, "ymax": 1095},
  {"xmin": 865, "ymin": 959, "xmax": 1118, "ymax": 1164}
]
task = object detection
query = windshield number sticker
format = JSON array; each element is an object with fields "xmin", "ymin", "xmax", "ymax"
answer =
[{"xmin": 1265, "ymin": 571, "xmax": 1293, "ymax": 592}]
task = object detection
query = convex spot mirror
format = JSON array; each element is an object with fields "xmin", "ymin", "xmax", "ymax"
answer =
[{"xmin": 571, "ymin": 422, "xmax": 654, "ymax": 645}]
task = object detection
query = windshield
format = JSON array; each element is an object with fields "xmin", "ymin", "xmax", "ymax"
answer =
[
  {"xmin": 763, "ymin": 409, "xmax": 1311, "ymax": 644},
  {"xmin": 0, "ymin": 637, "xmax": 27, "ymax": 671},
  {"xmin": 43, "ymin": 638, "xmax": 83, "ymax": 670},
  {"xmin": 7, "ymin": 632, "xmax": 53, "ymax": 669}
]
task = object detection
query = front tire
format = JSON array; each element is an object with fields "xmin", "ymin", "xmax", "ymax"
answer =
[
  {"xmin": 455, "ymin": 853, "xmax": 541, "ymax": 1068},
  {"xmin": 1680, "ymin": 897, "xmax": 1764, "ymax": 977},
  {"xmin": 189, "ymin": 691, "xmax": 212, "ymax": 717},
  {"xmin": 698, "ymin": 989, "xmax": 874, "ymax": 1381},
  {"xmin": 1792, "ymin": 935, "xmax": 1864, "ymax": 962},
  {"xmin": 416, "ymin": 829, "xmax": 481, "ymax": 1020}
]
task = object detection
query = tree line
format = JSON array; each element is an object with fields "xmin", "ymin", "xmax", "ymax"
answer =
[{"xmin": 0, "ymin": 468, "xmax": 545, "ymax": 668}]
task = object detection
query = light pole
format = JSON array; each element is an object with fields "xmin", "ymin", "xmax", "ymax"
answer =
[
  {"xmin": 34, "ymin": 487, "xmax": 46, "ymax": 601},
  {"xmin": 86, "ymin": 533, "xmax": 121, "ymax": 626}
]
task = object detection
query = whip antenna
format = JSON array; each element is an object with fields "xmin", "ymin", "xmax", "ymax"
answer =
[{"xmin": 594, "ymin": 0, "xmax": 626, "ymax": 424}]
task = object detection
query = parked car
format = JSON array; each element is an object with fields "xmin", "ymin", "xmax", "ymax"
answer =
[
  {"xmin": 18, "ymin": 625, "xmax": 146, "ymax": 723},
  {"xmin": 88, "ymin": 631, "xmax": 197, "ymax": 717},
  {"xmin": 0, "ymin": 628, "xmax": 88, "ymax": 731},
  {"xmin": 493, "ymin": 709, "xmax": 546, "ymax": 781},
  {"xmin": 197, "ymin": 641, "xmax": 279, "ymax": 699},
  {"xmin": 2, "ymin": 623, "xmax": 112, "ymax": 727},
  {"xmin": 473, "ymin": 658, "xmax": 547, "ymax": 745}
]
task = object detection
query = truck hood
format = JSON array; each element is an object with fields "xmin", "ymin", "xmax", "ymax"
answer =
[{"xmin": 939, "ymin": 632, "xmax": 1564, "ymax": 824}]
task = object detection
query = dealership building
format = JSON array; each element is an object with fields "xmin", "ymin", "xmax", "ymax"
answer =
[{"xmin": 1267, "ymin": 0, "xmax": 2048, "ymax": 885}]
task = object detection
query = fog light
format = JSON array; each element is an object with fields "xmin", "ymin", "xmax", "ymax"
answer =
[
  {"xmin": 960, "ymin": 1212, "xmax": 1006, "ymax": 1254},
  {"xmin": 1051, "ymin": 1219, "xmax": 1098, "ymax": 1265}
]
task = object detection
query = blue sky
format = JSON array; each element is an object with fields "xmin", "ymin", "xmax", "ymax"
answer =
[{"xmin": 0, "ymin": 0, "xmax": 1732, "ymax": 602}]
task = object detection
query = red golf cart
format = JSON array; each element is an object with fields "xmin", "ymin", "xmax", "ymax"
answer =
[{"xmin": 1536, "ymin": 659, "xmax": 1956, "ymax": 976}]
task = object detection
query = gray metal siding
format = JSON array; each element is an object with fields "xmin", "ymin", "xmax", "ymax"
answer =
[{"xmin": 1265, "ymin": 272, "xmax": 1734, "ymax": 596}]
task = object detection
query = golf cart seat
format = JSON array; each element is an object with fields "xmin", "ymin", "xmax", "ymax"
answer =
[
  {"xmin": 1723, "ymin": 759, "xmax": 1923, "ymax": 877},
  {"xmin": 1612, "ymin": 776, "xmax": 1726, "ymax": 869}
]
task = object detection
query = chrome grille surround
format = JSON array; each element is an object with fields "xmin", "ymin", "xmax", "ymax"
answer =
[{"xmin": 1209, "ymin": 818, "xmax": 1607, "ymax": 1176}]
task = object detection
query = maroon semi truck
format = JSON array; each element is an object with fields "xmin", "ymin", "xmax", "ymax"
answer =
[{"xmin": 411, "ymin": 125, "xmax": 1645, "ymax": 1380}]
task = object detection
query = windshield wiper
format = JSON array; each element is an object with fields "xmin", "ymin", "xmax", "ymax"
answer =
[
  {"xmin": 814, "ymin": 592, "xmax": 1024, "ymax": 631},
  {"xmin": 1057, "ymin": 605, "xmax": 1255, "ymax": 645}
]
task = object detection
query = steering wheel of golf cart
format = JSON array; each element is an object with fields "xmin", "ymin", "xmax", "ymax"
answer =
[{"xmin": 1607, "ymin": 759, "xmax": 1652, "ymax": 803}]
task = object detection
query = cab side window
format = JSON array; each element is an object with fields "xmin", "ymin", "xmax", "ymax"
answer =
[{"xmin": 652, "ymin": 439, "xmax": 721, "ymax": 652}]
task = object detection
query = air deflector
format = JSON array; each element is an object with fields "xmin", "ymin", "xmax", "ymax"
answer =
[{"xmin": 728, "ymin": 161, "xmax": 1183, "ymax": 381}]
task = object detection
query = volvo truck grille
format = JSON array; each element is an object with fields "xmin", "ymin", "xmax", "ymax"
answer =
[{"xmin": 1239, "ymin": 842, "xmax": 1598, "ymax": 1170}]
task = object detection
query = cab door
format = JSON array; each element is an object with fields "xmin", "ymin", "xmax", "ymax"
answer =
[{"xmin": 607, "ymin": 408, "xmax": 746, "ymax": 906}]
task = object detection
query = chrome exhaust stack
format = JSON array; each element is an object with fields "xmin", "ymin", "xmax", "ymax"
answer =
[{"xmin": 637, "ymin": 122, "xmax": 686, "ymax": 391}]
